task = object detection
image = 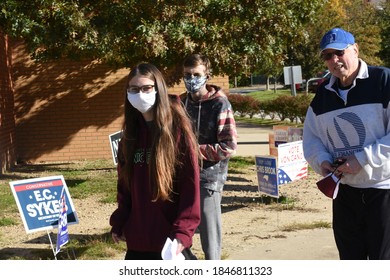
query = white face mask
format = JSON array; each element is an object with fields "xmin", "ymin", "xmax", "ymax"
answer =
[{"xmin": 127, "ymin": 91, "xmax": 156, "ymax": 113}]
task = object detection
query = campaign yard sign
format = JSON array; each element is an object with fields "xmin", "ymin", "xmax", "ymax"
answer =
[
  {"xmin": 255, "ymin": 156, "xmax": 279, "ymax": 198},
  {"xmin": 109, "ymin": 130, "xmax": 122, "ymax": 165},
  {"xmin": 277, "ymin": 140, "xmax": 308, "ymax": 185},
  {"xmin": 256, "ymin": 141, "xmax": 307, "ymax": 198},
  {"xmin": 9, "ymin": 175, "xmax": 78, "ymax": 234}
]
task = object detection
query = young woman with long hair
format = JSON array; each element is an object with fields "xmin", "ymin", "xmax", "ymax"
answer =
[{"xmin": 110, "ymin": 63, "xmax": 200, "ymax": 260}]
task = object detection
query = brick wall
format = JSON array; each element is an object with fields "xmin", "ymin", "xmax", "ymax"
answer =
[
  {"xmin": 0, "ymin": 32, "xmax": 16, "ymax": 173},
  {"xmin": 11, "ymin": 42, "xmax": 229, "ymax": 163}
]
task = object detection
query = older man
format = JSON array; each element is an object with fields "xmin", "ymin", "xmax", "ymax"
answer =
[{"xmin": 303, "ymin": 27, "xmax": 390, "ymax": 259}]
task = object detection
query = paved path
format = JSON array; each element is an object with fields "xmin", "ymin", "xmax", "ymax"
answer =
[
  {"xmin": 232, "ymin": 122, "xmax": 339, "ymax": 260},
  {"xmin": 227, "ymin": 228, "xmax": 338, "ymax": 260},
  {"xmin": 235, "ymin": 122, "xmax": 273, "ymax": 156}
]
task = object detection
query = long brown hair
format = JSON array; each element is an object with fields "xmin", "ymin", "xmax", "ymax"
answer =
[{"xmin": 120, "ymin": 63, "xmax": 198, "ymax": 201}]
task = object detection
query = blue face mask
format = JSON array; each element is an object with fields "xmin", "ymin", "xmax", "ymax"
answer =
[{"xmin": 183, "ymin": 75, "xmax": 207, "ymax": 94}]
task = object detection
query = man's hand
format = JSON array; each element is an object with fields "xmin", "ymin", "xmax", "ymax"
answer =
[
  {"xmin": 320, "ymin": 160, "xmax": 335, "ymax": 177},
  {"xmin": 337, "ymin": 155, "xmax": 362, "ymax": 175},
  {"xmin": 321, "ymin": 155, "xmax": 362, "ymax": 177}
]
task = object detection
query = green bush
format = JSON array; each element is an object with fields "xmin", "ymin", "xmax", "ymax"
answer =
[
  {"xmin": 272, "ymin": 95, "xmax": 295, "ymax": 122},
  {"xmin": 292, "ymin": 94, "xmax": 313, "ymax": 123},
  {"xmin": 228, "ymin": 93, "xmax": 261, "ymax": 118},
  {"xmin": 261, "ymin": 99, "xmax": 277, "ymax": 120},
  {"xmin": 229, "ymin": 92, "xmax": 313, "ymax": 123}
]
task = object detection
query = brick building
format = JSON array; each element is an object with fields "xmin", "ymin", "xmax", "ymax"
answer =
[{"xmin": 0, "ymin": 39, "xmax": 229, "ymax": 171}]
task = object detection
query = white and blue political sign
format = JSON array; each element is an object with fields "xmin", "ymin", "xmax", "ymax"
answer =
[
  {"xmin": 277, "ymin": 141, "xmax": 308, "ymax": 185},
  {"xmin": 255, "ymin": 156, "xmax": 279, "ymax": 198},
  {"xmin": 109, "ymin": 130, "xmax": 122, "ymax": 165},
  {"xmin": 56, "ymin": 187, "xmax": 69, "ymax": 255},
  {"xmin": 9, "ymin": 175, "xmax": 78, "ymax": 234}
]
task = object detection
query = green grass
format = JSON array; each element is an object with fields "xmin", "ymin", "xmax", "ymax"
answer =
[
  {"xmin": 281, "ymin": 221, "xmax": 332, "ymax": 232},
  {"xmin": 1, "ymin": 159, "xmax": 118, "ymax": 202},
  {"xmin": 0, "ymin": 191, "xmax": 18, "ymax": 211},
  {"xmin": 235, "ymin": 116, "xmax": 294, "ymax": 127},
  {"xmin": 228, "ymin": 156, "xmax": 255, "ymax": 171},
  {"xmin": 61, "ymin": 232, "xmax": 127, "ymax": 260},
  {"xmin": 247, "ymin": 89, "xmax": 292, "ymax": 102},
  {"xmin": 0, "ymin": 217, "xmax": 17, "ymax": 226}
]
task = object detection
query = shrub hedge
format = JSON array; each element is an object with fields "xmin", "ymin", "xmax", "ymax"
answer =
[{"xmin": 228, "ymin": 93, "xmax": 313, "ymax": 123}]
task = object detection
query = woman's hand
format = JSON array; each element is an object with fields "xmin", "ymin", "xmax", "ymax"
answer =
[
  {"xmin": 112, "ymin": 232, "xmax": 125, "ymax": 243},
  {"xmin": 175, "ymin": 238, "xmax": 185, "ymax": 255}
]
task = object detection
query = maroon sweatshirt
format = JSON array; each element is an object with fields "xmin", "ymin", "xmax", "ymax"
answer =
[{"xmin": 110, "ymin": 118, "xmax": 200, "ymax": 253}]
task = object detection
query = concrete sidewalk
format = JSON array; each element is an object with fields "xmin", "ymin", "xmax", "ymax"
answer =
[
  {"xmin": 227, "ymin": 228, "xmax": 338, "ymax": 260},
  {"xmin": 235, "ymin": 122, "xmax": 273, "ymax": 157}
]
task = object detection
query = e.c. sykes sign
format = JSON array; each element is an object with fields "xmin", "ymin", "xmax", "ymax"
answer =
[{"xmin": 9, "ymin": 175, "xmax": 78, "ymax": 233}]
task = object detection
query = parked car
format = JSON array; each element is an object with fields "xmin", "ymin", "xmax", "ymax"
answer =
[
  {"xmin": 283, "ymin": 79, "xmax": 306, "ymax": 92},
  {"xmin": 305, "ymin": 70, "xmax": 331, "ymax": 93}
]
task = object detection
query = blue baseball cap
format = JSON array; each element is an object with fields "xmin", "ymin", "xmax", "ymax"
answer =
[{"xmin": 320, "ymin": 28, "xmax": 355, "ymax": 51}]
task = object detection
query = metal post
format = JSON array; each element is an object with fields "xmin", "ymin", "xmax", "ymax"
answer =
[{"xmin": 290, "ymin": 66, "xmax": 296, "ymax": 96}]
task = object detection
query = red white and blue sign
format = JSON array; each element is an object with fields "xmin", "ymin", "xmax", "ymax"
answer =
[
  {"xmin": 9, "ymin": 175, "xmax": 78, "ymax": 233},
  {"xmin": 277, "ymin": 141, "xmax": 308, "ymax": 185},
  {"xmin": 256, "ymin": 141, "xmax": 308, "ymax": 198}
]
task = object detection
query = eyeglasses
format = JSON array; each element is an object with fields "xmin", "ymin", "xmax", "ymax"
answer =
[
  {"xmin": 127, "ymin": 85, "xmax": 155, "ymax": 94},
  {"xmin": 320, "ymin": 49, "xmax": 346, "ymax": 61}
]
